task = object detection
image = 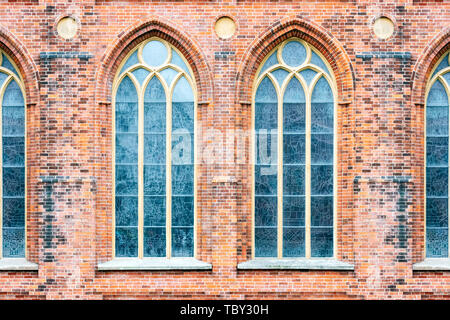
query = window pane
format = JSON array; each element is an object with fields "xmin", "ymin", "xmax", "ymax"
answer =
[
  {"xmin": 173, "ymin": 102, "xmax": 194, "ymax": 132},
  {"xmin": 255, "ymin": 76, "xmax": 277, "ymax": 103},
  {"xmin": 144, "ymin": 196, "xmax": 166, "ymax": 226},
  {"xmin": 115, "ymin": 196, "xmax": 138, "ymax": 227},
  {"xmin": 427, "ymin": 106, "xmax": 448, "ymax": 136},
  {"xmin": 283, "ymin": 196, "xmax": 305, "ymax": 226},
  {"xmin": 310, "ymin": 50, "xmax": 330, "ymax": 75},
  {"xmin": 426, "ymin": 228, "xmax": 448, "ymax": 258},
  {"xmin": 426, "ymin": 197, "xmax": 448, "ymax": 228},
  {"xmin": 143, "ymin": 227, "xmax": 166, "ymax": 257},
  {"xmin": 271, "ymin": 69, "xmax": 289, "ymax": 87},
  {"xmin": 311, "ymin": 227, "xmax": 333, "ymax": 257},
  {"xmin": 427, "ymin": 80, "xmax": 448, "ymax": 107},
  {"xmin": 299, "ymin": 69, "xmax": 318, "ymax": 86},
  {"xmin": 144, "ymin": 102, "xmax": 165, "ymax": 133},
  {"xmin": 255, "ymin": 227, "xmax": 277, "ymax": 257},
  {"xmin": 3, "ymin": 197, "xmax": 25, "ymax": 228},
  {"xmin": 282, "ymin": 41, "xmax": 306, "ymax": 67},
  {"xmin": 172, "ymin": 227, "xmax": 193, "ymax": 257},
  {"xmin": 173, "ymin": 76, "xmax": 194, "ymax": 102},
  {"xmin": 120, "ymin": 50, "xmax": 139, "ymax": 74},
  {"xmin": 311, "ymin": 196, "xmax": 333, "ymax": 226},
  {"xmin": 255, "ymin": 165, "xmax": 277, "ymax": 195},
  {"xmin": 3, "ymin": 167, "xmax": 24, "ymax": 197},
  {"xmin": 311, "ymin": 165, "xmax": 333, "ymax": 195},
  {"xmin": 172, "ymin": 196, "xmax": 194, "ymax": 226},
  {"xmin": 131, "ymin": 68, "xmax": 149, "ymax": 85},
  {"xmin": 160, "ymin": 67, "xmax": 179, "ymax": 88},
  {"xmin": 283, "ymin": 134, "xmax": 305, "ymax": 164},
  {"xmin": 143, "ymin": 165, "xmax": 165, "ymax": 195},
  {"xmin": 115, "ymin": 134, "xmax": 138, "ymax": 164},
  {"xmin": 283, "ymin": 165, "xmax": 305, "ymax": 195},
  {"xmin": 172, "ymin": 165, "xmax": 193, "ymax": 195},
  {"xmin": 142, "ymin": 40, "xmax": 168, "ymax": 67},
  {"xmin": 311, "ymin": 134, "xmax": 333, "ymax": 164},
  {"xmin": 259, "ymin": 51, "xmax": 278, "ymax": 75},
  {"xmin": 144, "ymin": 134, "xmax": 165, "ymax": 164},
  {"xmin": 426, "ymin": 167, "xmax": 448, "ymax": 197},
  {"xmin": 283, "ymin": 227, "xmax": 305, "ymax": 257},
  {"xmin": 115, "ymin": 165, "xmax": 138, "ymax": 196},
  {"xmin": 427, "ymin": 137, "xmax": 448, "ymax": 166},
  {"xmin": 283, "ymin": 77, "xmax": 305, "ymax": 133},
  {"xmin": 115, "ymin": 227, "xmax": 138, "ymax": 257},
  {"xmin": 2, "ymin": 228, "xmax": 24, "ymax": 258},
  {"xmin": 255, "ymin": 196, "xmax": 277, "ymax": 227}
]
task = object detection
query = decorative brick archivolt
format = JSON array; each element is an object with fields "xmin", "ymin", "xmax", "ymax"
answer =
[
  {"xmin": 236, "ymin": 15, "xmax": 354, "ymax": 106},
  {"xmin": 95, "ymin": 16, "xmax": 213, "ymax": 106},
  {"xmin": 0, "ymin": 25, "xmax": 39, "ymax": 105},
  {"xmin": 412, "ymin": 26, "xmax": 450, "ymax": 106}
]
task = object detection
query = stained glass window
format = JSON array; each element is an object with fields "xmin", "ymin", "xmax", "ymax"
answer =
[
  {"xmin": 426, "ymin": 51, "xmax": 450, "ymax": 258},
  {"xmin": 114, "ymin": 38, "xmax": 196, "ymax": 258},
  {"xmin": 0, "ymin": 52, "xmax": 25, "ymax": 258},
  {"xmin": 254, "ymin": 39, "xmax": 335, "ymax": 258}
]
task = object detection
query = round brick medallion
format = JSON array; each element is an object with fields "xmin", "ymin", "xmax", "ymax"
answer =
[
  {"xmin": 57, "ymin": 17, "xmax": 78, "ymax": 40},
  {"xmin": 214, "ymin": 16, "xmax": 236, "ymax": 40},
  {"xmin": 373, "ymin": 17, "xmax": 394, "ymax": 40}
]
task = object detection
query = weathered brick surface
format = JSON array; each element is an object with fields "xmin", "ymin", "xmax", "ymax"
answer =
[{"xmin": 0, "ymin": 0, "xmax": 449, "ymax": 299}]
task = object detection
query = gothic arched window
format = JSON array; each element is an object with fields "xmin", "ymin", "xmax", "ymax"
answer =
[
  {"xmin": 113, "ymin": 38, "xmax": 196, "ymax": 258},
  {"xmin": 0, "ymin": 51, "xmax": 26, "ymax": 258},
  {"xmin": 425, "ymin": 50, "xmax": 450, "ymax": 258},
  {"xmin": 253, "ymin": 39, "xmax": 336, "ymax": 258}
]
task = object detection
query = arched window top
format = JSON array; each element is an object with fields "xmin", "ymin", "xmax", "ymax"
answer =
[
  {"xmin": 255, "ymin": 38, "xmax": 336, "ymax": 97},
  {"xmin": 115, "ymin": 37, "xmax": 196, "ymax": 99}
]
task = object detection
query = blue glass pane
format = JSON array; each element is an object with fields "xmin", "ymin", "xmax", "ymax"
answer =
[
  {"xmin": 131, "ymin": 68, "xmax": 149, "ymax": 85},
  {"xmin": 427, "ymin": 137, "xmax": 448, "ymax": 166},
  {"xmin": 115, "ymin": 227, "xmax": 138, "ymax": 257},
  {"xmin": 311, "ymin": 227, "xmax": 333, "ymax": 257},
  {"xmin": 2, "ymin": 197, "xmax": 24, "ymax": 228},
  {"xmin": 143, "ymin": 227, "xmax": 166, "ymax": 257},
  {"xmin": 116, "ymin": 76, "xmax": 138, "ymax": 103},
  {"xmin": 144, "ymin": 76, "xmax": 166, "ymax": 102},
  {"xmin": 310, "ymin": 50, "xmax": 330, "ymax": 75},
  {"xmin": 283, "ymin": 134, "xmax": 305, "ymax": 164},
  {"xmin": 426, "ymin": 167, "xmax": 448, "ymax": 197},
  {"xmin": 143, "ymin": 165, "xmax": 165, "ymax": 195},
  {"xmin": 120, "ymin": 50, "xmax": 139, "ymax": 74},
  {"xmin": 0, "ymin": 72, "xmax": 8, "ymax": 86},
  {"xmin": 1, "ymin": 54, "xmax": 19, "ymax": 77},
  {"xmin": 160, "ymin": 67, "xmax": 179, "ymax": 88},
  {"xmin": 283, "ymin": 196, "xmax": 305, "ymax": 226},
  {"xmin": 282, "ymin": 41, "xmax": 306, "ymax": 67},
  {"xmin": 3, "ymin": 167, "xmax": 24, "ymax": 197},
  {"xmin": 2, "ymin": 106, "xmax": 24, "ymax": 136},
  {"xmin": 115, "ymin": 165, "xmax": 138, "ymax": 196},
  {"xmin": 311, "ymin": 165, "xmax": 333, "ymax": 195},
  {"xmin": 255, "ymin": 77, "xmax": 277, "ymax": 103},
  {"xmin": 300, "ymin": 69, "xmax": 318, "ymax": 86},
  {"xmin": 115, "ymin": 196, "xmax": 138, "ymax": 227},
  {"xmin": 255, "ymin": 196, "xmax": 277, "ymax": 227},
  {"xmin": 283, "ymin": 165, "xmax": 305, "ymax": 195},
  {"xmin": 142, "ymin": 40, "xmax": 168, "ymax": 67},
  {"xmin": 173, "ymin": 102, "xmax": 194, "ymax": 131},
  {"xmin": 144, "ymin": 134, "xmax": 165, "ymax": 164},
  {"xmin": 172, "ymin": 132, "xmax": 193, "ymax": 165},
  {"xmin": 426, "ymin": 197, "xmax": 448, "ymax": 228},
  {"xmin": 284, "ymin": 78, "xmax": 305, "ymax": 133},
  {"xmin": 427, "ymin": 80, "xmax": 448, "ymax": 107},
  {"xmin": 255, "ymin": 103, "xmax": 277, "ymax": 130},
  {"xmin": 432, "ymin": 53, "xmax": 449, "ymax": 78},
  {"xmin": 259, "ymin": 51, "xmax": 278, "ymax": 75},
  {"xmin": 311, "ymin": 134, "xmax": 333, "ymax": 164},
  {"xmin": 144, "ymin": 196, "xmax": 166, "ymax": 226},
  {"xmin": 171, "ymin": 49, "xmax": 191, "ymax": 75},
  {"xmin": 3, "ymin": 137, "xmax": 24, "ymax": 166},
  {"xmin": 271, "ymin": 69, "xmax": 289, "ymax": 87},
  {"xmin": 426, "ymin": 228, "xmax": 448, "ymax": 258},
  {"xmin": 311, "ymin": 196, "xmax": 333, "ymax": 226},
  {"xmin": 172, "ymin": 165, "xmax": 193, "ymax": 195},
  {"xmin": 311, "ymin": 103, "xmax": 333, "ymax": 134},
  {"xmin": 171, "ymin": 227, "xmax": 193, "ymax": 257},
  {"xmin": 144, "ymin": 102, "xmax": 165, "ymax": 133},
  {"xmin": 283, "ymin": 227, "xmax": 305, "ymax": 257},
  {"xmin": 2, "ymin": 228, "xmax": 24, "ymax": 257},
  {"xmin": 311, "ymin": 76, "xmax": 333, "ymax": 103},
  {"xmin": 443, "ymin": 72, "xmax": 450, "ymax": 86},
  {"xmin": 173, "ymin": 76, "xmax": 194, "ymax": 102},
  {"xmin": 255, "ymin": 227, "xmax": 277, "ymax": 257},
  {"xmin": 426, "ymin": 106, "xmax": 448, "ymax": 136},
  {"xmin": 256, "ymin": 131, "xmax": 277, "ymax": 165},
  {"xmin": 172, "ymin": 196, "xmax": 194, "ymax": 226},
  {"xmin": 255, "ymin": 165, "xmax": 277, "ymax": 195},
  {"xmin": 115, "ymin": 134, "xmax": 138, "ymax": 164}
]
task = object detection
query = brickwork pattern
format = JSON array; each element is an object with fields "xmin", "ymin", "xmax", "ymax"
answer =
[{"xmin": 0, "ymin": 0, "xmax": 449, "ymax": 299}]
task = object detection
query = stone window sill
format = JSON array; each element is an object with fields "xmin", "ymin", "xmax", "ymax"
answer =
[
  {"xmin": 237, "ymin": 258, "xmax": 354, "ymax": 271},
  {"xmin": 97, "ymin": 257, "xmax": 212, "ymax": 271},
  {"xmin": 412, "ymin": 258, "xmax": 450, "ymax": 271},
  {"xmin": 0, "ymin": 258, "xmax": 38, "ymax": 271}
]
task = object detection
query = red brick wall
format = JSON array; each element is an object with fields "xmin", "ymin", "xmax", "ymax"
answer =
[{"xmin": 0, "ymin": 0, "xmax": 449, "ymax": 299}]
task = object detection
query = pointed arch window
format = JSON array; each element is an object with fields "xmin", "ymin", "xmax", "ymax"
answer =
[
  {"xmin": 113, "ymin": 38, "xmax": 196, "ymax": 258},
  {"xmin": 425, "ymin": 50, "xmax": 450, "ymax": 258},
  {"xmin": 253, "ymin": 39, "xmax": 336, "ymax": 258},
  {"xmin": 0, "ymin": 51, "xmax": 26, "ymax": 259}
]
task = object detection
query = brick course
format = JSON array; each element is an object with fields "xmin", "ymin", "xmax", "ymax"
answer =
[{"xmin": 0, "ymin": 0, "xmax": 449, "ymax": 299}]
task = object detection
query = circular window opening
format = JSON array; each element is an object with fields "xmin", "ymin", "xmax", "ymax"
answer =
[
  {"xmin": 57, "ymin": 16, "xmax": 78, "ymax": 40},
  {"xmin": 214, "ymin": 16, "xmax": 236, "ymax": 40},
  {"xmin": 373, "ymin": 17, "xmax": 394, "ymax": 40}
]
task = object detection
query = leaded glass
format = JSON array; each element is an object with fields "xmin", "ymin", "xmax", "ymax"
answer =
[
  {"xmin": 0, "ymin": 52, "xmax": 25, "ymax": 258},
  {"xmin": 172, "ymin": 227, "xmax": 193, "ymax": 257},
  {"xmin": 143, "ymin": 227, "xmax": 165, "ymax": 257},
  {"xmin": 131, "ymin": 68, "xmax": 150, "ymax": 85},
  {"xmin": 254, "ymin": 39, "xmax": 335, "ymax": 258},
  {"xmin": 120, "ymin": 50, "xmax": 139, "ymax": 75},
  {"xmin": 142, "ymin": 40, "xmax": 168, "ymax": 67},
  {"xmin": 426, "ymin": 53, "xmax": 450, "ymax": 258}
]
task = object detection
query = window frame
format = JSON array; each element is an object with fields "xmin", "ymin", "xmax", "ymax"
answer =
[
  {"xmin": 112, "ymin": 37, "xmax": 198, "ymax": 259},
  {"xmin": 0, "ymin": 50, "xmax": 27, "ymax": 260},
  {"xmin": 424, "ymin": 50, "xmax": 450, "ymax": 258},
  {"xmin": 251, "ymin": 38, "xmax": 338, "ymax": 259}
]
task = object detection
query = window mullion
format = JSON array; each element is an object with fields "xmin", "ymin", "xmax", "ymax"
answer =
[
  {"xmin": 277, "ymin": 89, "xmax": 283, "ymax": 258},
  {"xmin": 138, "ymin": 85, "xmax": 144, "ymax": 259},
  {"xmin": 305, "ymin": 86, "xmax": 311, "ymax": 259},
  {"xmin": 166, "ymin": 91, "xmax": 172, "ymax": 259}
]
